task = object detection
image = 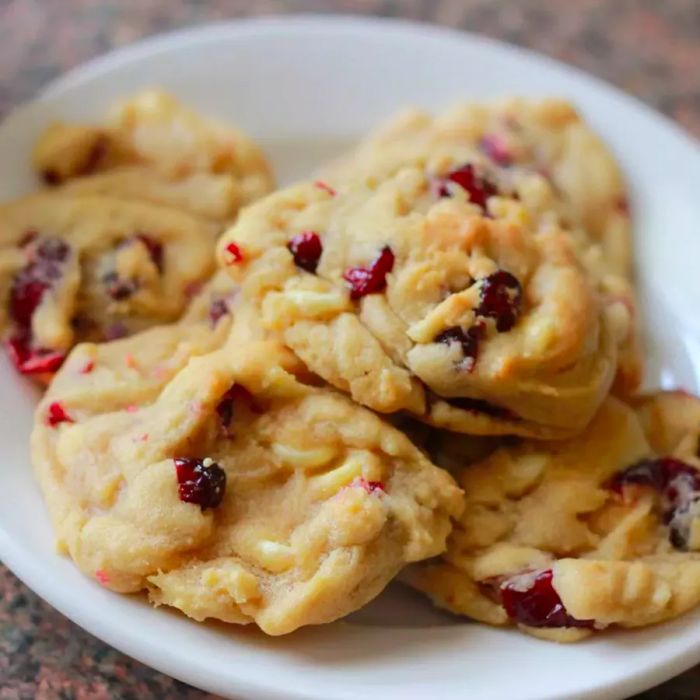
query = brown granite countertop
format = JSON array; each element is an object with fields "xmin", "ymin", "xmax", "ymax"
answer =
[{"xmin": 0, "ymin": 1, "xmax": 699, "ymax": 699}]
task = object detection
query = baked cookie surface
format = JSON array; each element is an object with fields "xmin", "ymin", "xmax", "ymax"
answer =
[
  {"xmin": 57, "ymin": 167, "xmax": 246, "ymax": 223},
  {"xmin": 326, "ymin": 98, "xmax": 632, "ymax": 279},
  {"xmin": 31, "ymin": 339, "xmax": 463, "ymax": 635},
  {"xmin": 0, "ymin": 193, "xmax": 216, "ymax": 377},
  {"xmin": 327, "ymin": 99, "xmax": 642, "ymax": 394},
  {"xmin": 405, "ymin": 391, "xmax": 700, "ymax": 641},
  {"xmin": 218, "ymin": 166, "xmax": 633, "ymax": 438},
  {"xmin": 32, "ymin": 89, "xmax": 274, "ymax": 221}
]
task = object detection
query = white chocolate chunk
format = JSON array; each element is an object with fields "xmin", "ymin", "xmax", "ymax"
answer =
[
  {"xmin": 254, "ymin": 540, "xmax": 295, "ymax": 573},
  {"xmin": 272, "ymin": 443, "xmax": 338, "ymax": 471},
  {"xmin": 262, "ymin": 289, "xmax": 350, "ymax": 325},
  {"xmin": 310, "ymin": 450, "xmax": 383, "ymax": 500}
]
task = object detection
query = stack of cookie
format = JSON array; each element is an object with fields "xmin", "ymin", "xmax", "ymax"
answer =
[
  {"xmin": 0, "ymin": 89, "xmax": 272, "ymax": 378},
  {"xmin": 6, "ymin": 94, "xmax": 700, "ymax": 640}
]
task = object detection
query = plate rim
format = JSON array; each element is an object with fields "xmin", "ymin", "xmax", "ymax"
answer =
[
  {"xmin": 35, "ymin": 14, "xmax": 700, "ymax": 157},
  {"xmin": 1, "ymin": 14, "xmax": 699, "ymax": 700}
]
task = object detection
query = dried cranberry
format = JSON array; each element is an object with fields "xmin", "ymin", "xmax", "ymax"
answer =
[
  {"xmin": 434, "ymin": 323, "xmax": 485, "ymax": 372},
  {"xmin": 288, "ymin": 231, "xmax": 323, "ymax": 273},
  {"xmin": 34, "ymin": 238, "xmax": 70, "ymax": 263},
  {"xmin": 6, "ymin": 335, "xmax": 65, "ymax": 375},
  {"xmin": 357, "ymin": 477, "xmax": 384, "ymax": 494},
  {"xmin": 9, "ymin": 237, "xmax": 70, "ymax": 326},
  {"xmin": 661, "ymin": 478, "xmax": 700, "ymax": 549},
  {"xmin": 610, "ymin": 457, "xmax": 700, "ymax": 550},
  {"xmin": 480, "ymin": 134, "xmax": 512, "ymax": 167},
  {"xmin": 446, "ymin": 396, "xmax": 518, "ymax": 421},
  {"xmin": 610, "ymin": 457, "xmax": 700, "ymax": 494},
  {"xmin": 19, "ymin": 351, "xmax": 66, "ymax": 375},
  {"xmin": 343, "ymin": 246, "xmax": 395, "ymax": 299},
  {"xmin": 46, "ymin": 401, "xmax": 73, "ymax": 427},
  {"xmin": 10, "ymin": 279, "xmax": 49, "ymax": 326},
  {"xmin": 500, "ymin": 569, "xmax": 594, "ymax": 629},
  {"xmin": 609, "ymin": 459, "xmax": 666, "ymax": 493},
  {"xmin": 660, "ymin": 459, "xmax": 700, "ymax": 491},
  {"xmin": 174, "ymin": 457, "xmax": 226, "ymax": 510},
  {"xmin": 225, "ymin": 242, "xmax": 244, "ymax": 264},
  {"xmin": 476, "ymin": 271, "xmax": 523, "ymax": 332},
  {"xmin": 437, "ymin": 163, "xmax": 498, "ymax": 209},
  {"xmin": 208, "ymin": 299, "xmax": 230, "ymax": 327},
  {"xmin": 135, "ymin": 234, "xmax": 164, "ymax": 272},
  {"xmin": 103, "ymin": 272, "xmax": 138, "ymax": 301}
]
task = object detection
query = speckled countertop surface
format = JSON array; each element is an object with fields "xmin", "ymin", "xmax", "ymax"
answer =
[{"xmin": 0, "ymin": 1, "xmax": 699, "ymax": 699}]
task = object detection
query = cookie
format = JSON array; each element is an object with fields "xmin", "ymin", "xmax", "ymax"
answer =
[
  {"xmin": 405, "ymin": 392, "xmax": 700, "ymax": 641},
  {"xmin": 32, "ymin": 89, "xmax": 274, "ymax": 220},
  {"xmin": 327, "ymin": 99, "xmax": 642, "ymax": 394},
  {"xmin": 217, "ymin": 170, "xmax": 633, "ymax": 438},
  {"xmin": 0, "ymin": 193, "xmax": 215, "ymax": 377},
  {"xmin": 31, "ymin": 339, "xmax": 463, "ymax": 635}
]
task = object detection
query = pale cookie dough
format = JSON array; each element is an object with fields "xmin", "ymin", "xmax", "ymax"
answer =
[
  {"xmin": 0, "ymin": 192, "xmax": 216, "ymax": 378},
  {"xmin": 32, "ymin": 89, "xmax": 274, "ymax": 221},
  {"xmin": 217, "ymin": 170, "xmax": 632, "ymax": 439},
  {"xmin": 31, "ymin": 340, "xmax": 463, "ymax": 635},
  {"xmin": 405, "ymin": 391, "xmax": 700, "ymax": 641}
]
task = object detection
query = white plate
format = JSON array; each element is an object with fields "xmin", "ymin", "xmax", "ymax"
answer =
[{"xmin": 1, "ymin": 16, "xmax": 700, "ymax": 700}]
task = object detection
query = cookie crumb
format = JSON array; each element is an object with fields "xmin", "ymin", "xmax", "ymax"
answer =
[{"xmin": 355, "ymin": 477, "xmax": 385, "ymax": 495}]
